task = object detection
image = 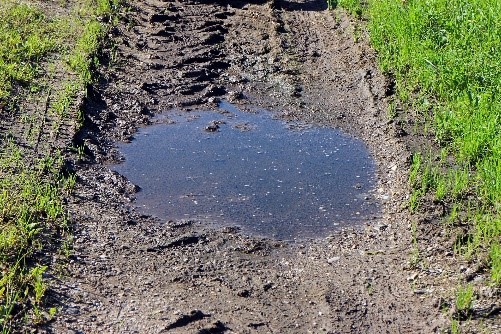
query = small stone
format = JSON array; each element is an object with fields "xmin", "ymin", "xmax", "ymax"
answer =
[
  {"xmin": 407, "ymin": 272, "xmax": 419, "ymax": 281},
  {"xmin": 237, "ymin": 289, "xmax": 250, "ymax": 297},
  {"xmin": 327, "ymin": 257, "xmax": 340, "ymax": 264},
  {"xmin": 413, "ymin": 289, "xmax": 429, "ymax": 295},
  {"xmin": 227, "ymin": 90, "xmax": 244, "ymax": 101},
  {"xmin": 207, "ymin": 96, "xmax": 220, "ymax": 104},
  {"xmin": 66, "ymin": 306, "xmax": 80, "ymax": 315},
  {"xmin": 205, "ymin": 121, "xmax": 220, "ymax": 132},
  {"xmin": 373, "ymin": 223, "xmax": 388, "ymax": 231}
]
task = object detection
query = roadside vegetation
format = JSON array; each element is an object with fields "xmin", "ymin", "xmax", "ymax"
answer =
[
  {"xmin": 0, "ymin": 0, "xmax": 119, "ymax": 331},
  {"xmin": 336, "ymin": 0, "xmax": 500, "ymax": 329}
]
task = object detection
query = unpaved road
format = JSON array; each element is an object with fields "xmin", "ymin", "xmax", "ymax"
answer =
[{"xmin": 43, "ymin": 0, "xmax": 456, "ymax": 333}]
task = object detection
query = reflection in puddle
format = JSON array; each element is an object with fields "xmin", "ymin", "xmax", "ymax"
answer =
[{"xmin": 113, "ymin": 102, "xmax": 380, "ymax": 240}]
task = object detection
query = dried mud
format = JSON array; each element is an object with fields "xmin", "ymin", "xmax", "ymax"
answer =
[{"xmin": 35, "ymin": 0, "xmax": 494, "ymax": 333}]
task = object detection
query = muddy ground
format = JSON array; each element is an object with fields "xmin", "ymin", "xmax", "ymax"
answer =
[{"xmin": 34, "ymin": 0, "xmax": 499, "ymax": 333}]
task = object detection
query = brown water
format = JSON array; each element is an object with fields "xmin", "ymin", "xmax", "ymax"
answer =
[{"xmin": 113, "ymin": 102, "xmax": 380, "ymax": 240}]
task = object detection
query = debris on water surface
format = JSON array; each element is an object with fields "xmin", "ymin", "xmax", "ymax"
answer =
[{"xmin": 204, "ymin": 120, "xmax": 226, "ymax": 132}]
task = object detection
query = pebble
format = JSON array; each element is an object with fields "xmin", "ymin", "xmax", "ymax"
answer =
[
  {"xmin": 207, "ymin": 96, "xmax": 220, "ymax": 104},
  {"xmin": 407, "ymin": 272, "xmax": 419, "ymax": 281},
  {"xmin": 327, "ymin": 257, "xmax": 340, "ymax": 264}
]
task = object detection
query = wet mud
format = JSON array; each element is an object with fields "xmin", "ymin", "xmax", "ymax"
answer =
[{"xmin": 43, "ymin": 0, "xmax": 459, "ymax": 333}]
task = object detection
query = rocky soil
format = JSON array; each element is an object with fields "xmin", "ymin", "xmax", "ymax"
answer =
[{"xmin": 36, "ymin": 0, "xmax": 499, "ymax": 333}]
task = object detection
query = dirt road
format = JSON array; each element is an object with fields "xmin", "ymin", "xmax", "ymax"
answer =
[{"xmin": 46, "ymin": 1, "xmax": 448, "ymax": 332}]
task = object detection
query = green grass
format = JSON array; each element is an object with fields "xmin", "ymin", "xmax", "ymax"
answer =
[
  {"xmin": 0, "ymin": 2, "xmax": 58, "ymax": 102},
  {"xmin": 0, "ymin": 141, "xmax": 67, "ymax": 329},
  {"xmin": 339, "ymin": 0, "xmax": 501, "ymax": 284},
  {"xmin": 337, "ymin": 1, "xmax": 500, "ymax": 330},
  {"xmin": 0, "ymin": 0, "xmax": 120, "ymax": 331}
]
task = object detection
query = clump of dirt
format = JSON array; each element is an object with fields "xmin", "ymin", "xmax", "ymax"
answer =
[{"xmin": 43, "ymin": 0, "xmax": 470, "ymax": 333}]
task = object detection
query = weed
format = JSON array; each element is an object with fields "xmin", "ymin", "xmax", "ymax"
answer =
[
  {"xmin": 366, "ymin": 281, "xmax": 374, "ymax": 295},
  {"xmin": 489, "ymin": 243, "xmax": 501, "ymax": 285},
  {"xmin": 409, "ymin": 190, "xmax": 420, "ymax": 213},
  {"xmin": 435, "ymin": 176, "xmax": 447, "ymax": 201},
  {"xmin": 50, "ymin": 82, "xmax": 80, "ymax": 117},
  {"xmin": 455, "ymin": 284, "xmax": 474, "ymax": 319},
  {"xmin": 447, "ymin": 203, "xmax": 461, "ymax": 225},
  {"xmin": 408, "ymin": 152, "xmax": 439, "ymax": 213},
  {"xmin": 70, "ymin": 144, "xmax": 86, "ymax": 161},
  {"xmin": 30, "ymin": 265, "xmax": 47, "ymax": 305},
  {"xmin": 409, "ymin": 153, "xmax": 422, "ymax": 188},
  {"xmin": 338, "ymin": 0, "xmax": 363, "ymax": 17},
  {"xmin": 352, "ymin": 23, "xmax": 362, "ymax": 43},
  {"xmin": 419, "ymin": 164, "xmax": 435, "ymax": 194},
  {"xmin": 62, "ymin": 173, "xmax": 77, "ymax": 194},
  {"xmin": 60, "ymin": 235, "xmax": 74, "ymax": 258},
  {"xmin": 449, "ymin": 168, "xmax": 469, "ymax": 200},
  {"xmin": 387, "ymin": 100, "xmax": 397, "ymax": 121},
  {"xmin": 48, "ymin": 307, "xmax": 57, "ymax": 320},
  {"xmin": 450, "ymin": 318, "xmax": 461, "ymax": 334},
  {"xmin": 77, "ymin": 110, "xmax": 85, "ymax": 128}
]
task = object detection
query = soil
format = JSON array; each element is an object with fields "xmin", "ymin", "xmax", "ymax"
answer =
[{"xmin": 26, "ymin": 0, "xmax": 498, "ymax": 333}]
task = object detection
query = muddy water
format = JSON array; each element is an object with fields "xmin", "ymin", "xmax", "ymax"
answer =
[{"xmin": 114, "ymin": 102, "xmax": 379, "ymax": 240}]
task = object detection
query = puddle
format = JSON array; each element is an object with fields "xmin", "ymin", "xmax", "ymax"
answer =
[{"xmin": 113, "ymin": 102, "xmax": 380, "ymax": 240}]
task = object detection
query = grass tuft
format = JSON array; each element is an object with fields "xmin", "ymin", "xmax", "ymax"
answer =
[
  {"xmin": 0, "ymin": 0, "xmax": 120, "ymax": 331},
  {"xmin": 455, "ymin": 284, "xmax": 475, "ymax": 320},
  {"xmin": 489, "ymin": 242, "xmax": 501, "ymax": 285}
]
